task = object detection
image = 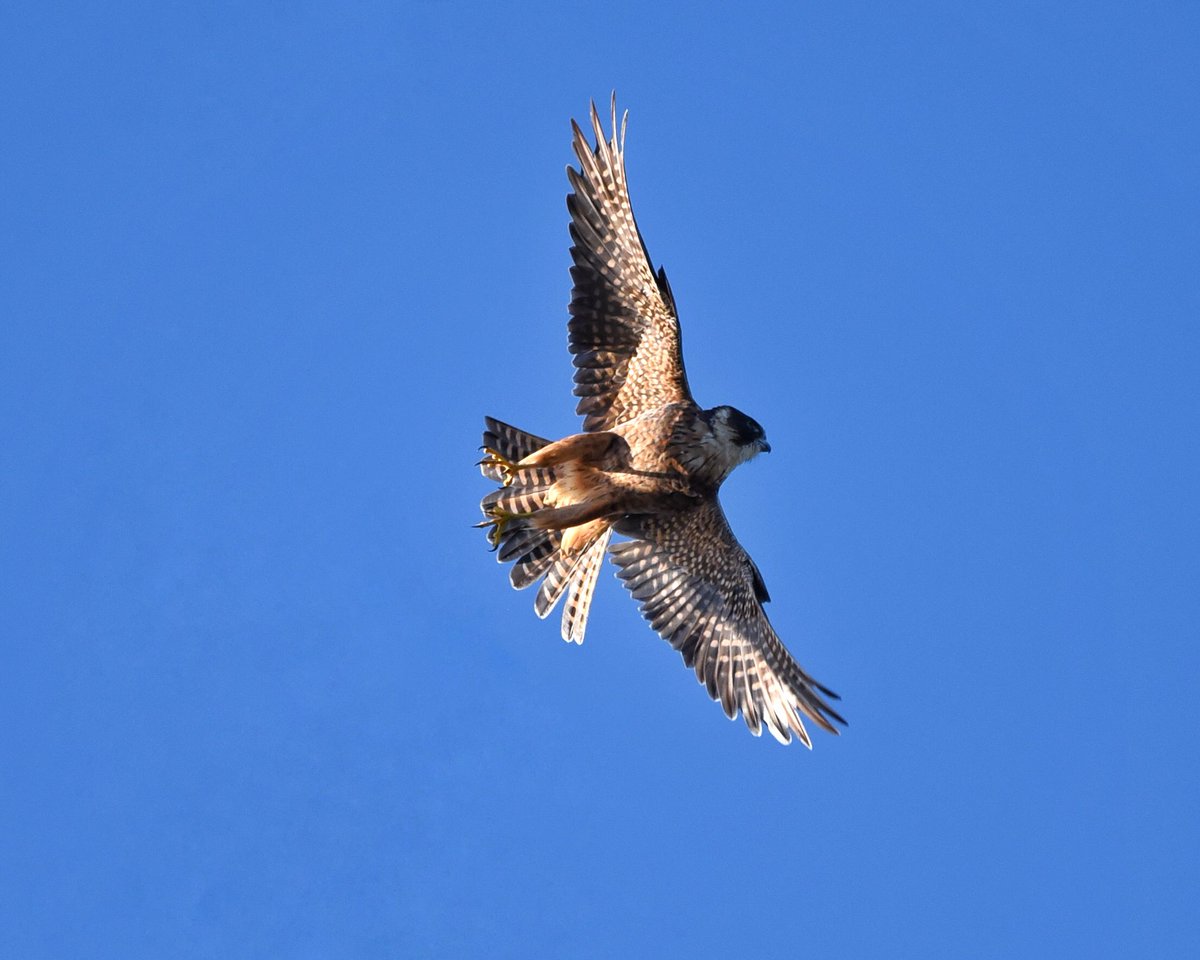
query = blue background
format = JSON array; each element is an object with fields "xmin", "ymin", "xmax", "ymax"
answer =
[{"xmin": 4, "ymin": 1, "xmax": 1198, "ymax": 956}]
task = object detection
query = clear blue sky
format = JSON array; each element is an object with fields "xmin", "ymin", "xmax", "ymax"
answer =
[{"xmin": 3, "ymin": 1, "xmax": 1198, "ymax": 957}]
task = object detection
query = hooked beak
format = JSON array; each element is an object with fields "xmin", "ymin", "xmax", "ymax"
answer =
[{"xmin": 758, "ymin": 438, "xmax": 772, "ymax": 454}]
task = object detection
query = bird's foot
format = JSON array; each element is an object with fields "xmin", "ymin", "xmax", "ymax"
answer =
[
  {"xmin": 474, "ymin": 504, "xmax": 532, "ymax": 550},
  {"xmin": 477, "ymin": 447, "xmax": 517, "ymax": 487}
]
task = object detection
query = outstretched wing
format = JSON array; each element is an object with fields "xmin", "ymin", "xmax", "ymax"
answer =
[
  {"xmin": 610, "ymin": 500, "xmax": 845, "ymax": 746},
  {"xmin": 567, "ymin": 97, "xmax": 693, "ymax": 432}
]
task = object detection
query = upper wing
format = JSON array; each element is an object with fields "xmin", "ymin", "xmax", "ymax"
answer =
[
  {"xmin": 567, "ymin": 97, "xmax": 693, "ymax": 432},
  {"xmin": 610, "ymin": 500, "xmax": 845, "ymax": 746}
]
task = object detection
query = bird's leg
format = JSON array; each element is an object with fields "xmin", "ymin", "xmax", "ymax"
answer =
[
  {"xmin": 480, "ymin": 433, "xmax": 623, "ymax": 488},
  {"xmin": 516, "ymin": 432, "xmax": 622, "ymax": 469},
  {"xmin": 473, "ymin": 504, "xmax": 534, "ymax": 550}
]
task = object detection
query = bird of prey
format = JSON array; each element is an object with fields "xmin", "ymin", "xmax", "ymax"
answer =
[{"xmin": 477, "ymin": 98, "xmax": 845, "ymax": 747}]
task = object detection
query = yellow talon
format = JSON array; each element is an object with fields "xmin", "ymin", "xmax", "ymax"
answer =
[
  {"xmin": 477, "ymin": 447, "xmax": 517, "ymax": 487},
  {"xmin": 474, "ymin": 504, "xmax": 532, "ymax": 550}
]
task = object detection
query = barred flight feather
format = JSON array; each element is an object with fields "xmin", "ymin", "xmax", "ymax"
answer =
[
  {"xmin": 610, "ymin": 499, "xmax": 845, "ymax": 746},
  {"xmin": 566, "ymin": 96, "xmax": 692, "ymax": 432}
]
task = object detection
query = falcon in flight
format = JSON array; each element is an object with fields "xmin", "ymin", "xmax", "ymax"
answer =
[{"xmin": 477, "ymin": 98, "xmax": 845, "ymax": 746}]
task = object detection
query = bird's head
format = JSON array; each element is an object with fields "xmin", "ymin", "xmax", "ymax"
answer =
[{"xmin": 704, "ymin": 405, "xmax": 771, "ymax": 471}]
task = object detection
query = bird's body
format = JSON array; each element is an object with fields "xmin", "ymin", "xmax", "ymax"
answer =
[{"xmin": 477, "ymin": 99, "xmax": 845, "ymax": 746}]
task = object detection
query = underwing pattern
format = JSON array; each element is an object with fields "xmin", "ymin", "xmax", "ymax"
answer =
[{"xmin": 477, "ymin": 97, "xmax": 844, "ymax": 746}]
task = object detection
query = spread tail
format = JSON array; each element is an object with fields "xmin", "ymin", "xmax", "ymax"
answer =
[{"xmin": 478, "ymin": 417, "xmax": 611, "ymax": 644}]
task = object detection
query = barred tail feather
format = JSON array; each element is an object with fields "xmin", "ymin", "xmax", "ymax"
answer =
[
  {"xmin": 510, "ymin": 529, "xmax": 564, "ymax": 589},
  {"xmin": 561, "ymin": 527, "xmax": 612, "ymax": 644},
  {"xmin": 532, "ymin": 526, "xmax": 611, "ymax": 645},
  {"xmin": 481, "ymin": 417, "xmax": 554, "ymax": 486},
  {"xmin": 534, "ymin": 550, "xmax": 580, "ymax": 620},
  {"xmin": 480, "ymin": 417, "xmax": 611, "ymax": 642},
  {"xmin": 481, "ymin": 483, "xmax": 552, "ymax": 518}
]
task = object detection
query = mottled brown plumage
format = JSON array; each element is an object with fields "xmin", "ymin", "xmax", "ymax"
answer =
[
  {"xmin": 477, "ymin": 97, "xmax": 844, "ymax": 746},
  {"xmin": 566, "ymin": 107, "xmax": 690, "ymax": 432}
]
